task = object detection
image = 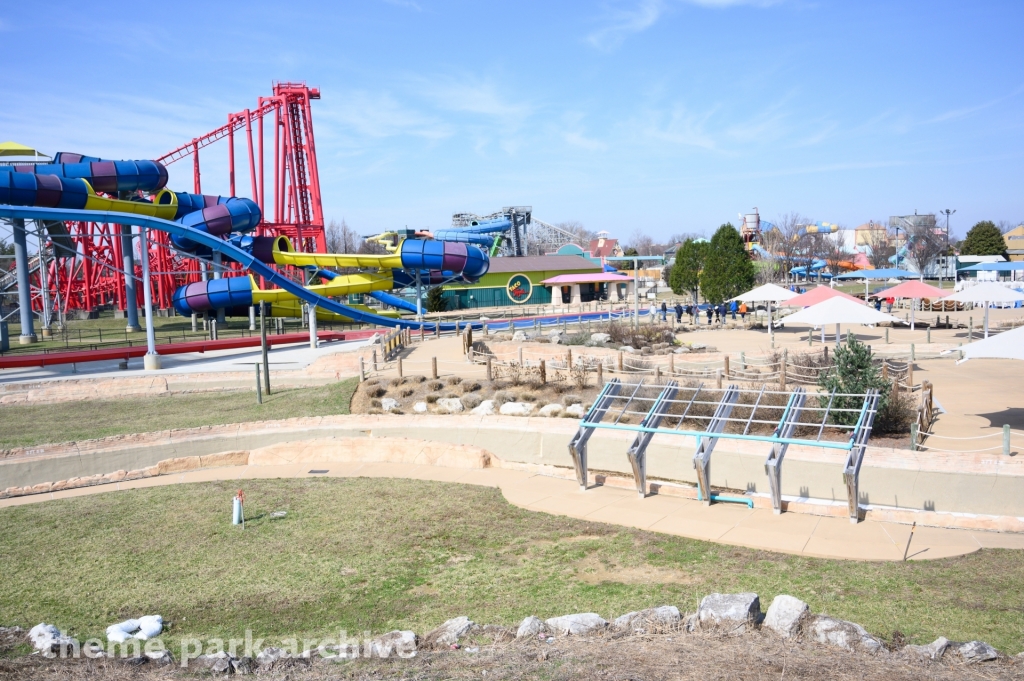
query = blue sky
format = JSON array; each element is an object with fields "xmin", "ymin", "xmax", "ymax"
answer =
[{"xmin": 1, "ymin": 0, "xmax": 1022, "ymax": 241}]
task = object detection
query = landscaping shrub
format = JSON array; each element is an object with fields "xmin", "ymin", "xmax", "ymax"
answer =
[
  {"xmin": 462, "ymin": 381, "xmax": 481, "ymax": 393},
  {"xmin": 425, "ymin": 393, "xmax": 440, "ymax": 404},
  {"xmin": 428, "ymin": 381, "xmax": 444, "ymax": 391},
  {"xmin": 562, "ymin": 394, "xmax": 583, "ymax": 406},
  {"xmin": 818, "ymin": 336, "xmax": 895, "ymax": 428},
  {"xmin": 461, "ymin": 394, "xmax": 482, "ymax": 409},
  {"xmin": 493, "ymin": 390, "xmax": 516, "ymax": 404},
  {"xmin": 366, "ymin": 386, "xmax": 387, "ymax": 398},
  {"xmin": 446, "ymin": 376, "xmax": 463, "ymax": 386}
]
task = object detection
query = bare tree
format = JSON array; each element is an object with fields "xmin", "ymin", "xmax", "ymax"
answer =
[
  {"xmin": 325, "ymin": 218, "xmax": 361, "ymax": 255},
  {"xmin": 904, "ymin": 218, "xmax": 945, "ymax": 277},
  {"xmin": 626, "ymin": 228, "xmax": 662, "ymax": 256},
  {"xmin": 555, "ymin": 220, "xmax": 597, "ymax": 248},
  {"xmin": 822, "ymin": 228, "xmax": 852, "ymax": 278},
  {"xmin": 863, "ymin": 225, "xmax": 896, "ymax": 270},
  {"xmin": 765, "ymin": 213, "xmax": 808, "ymax": 284}
]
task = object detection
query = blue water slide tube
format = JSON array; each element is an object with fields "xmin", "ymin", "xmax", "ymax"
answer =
[
  {"xmin": 368, "ymin": 290, "xmax": 420, "ymax": 313},
  {"xmin": 431, "ymin": 217, "xmax": 511, "ymax": 244},
  {"xmin": 0, "ymin": 152, "xmax": 168, "ymax": 193}
]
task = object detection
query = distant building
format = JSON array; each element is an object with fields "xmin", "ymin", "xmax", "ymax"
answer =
[
  {"xmin": 587, "ymin": 232, "xmax": 623, "ymax": 262},
  {"xmin": 1004, "ymin": 225, "xmax": 1024, "ymax": 262}
]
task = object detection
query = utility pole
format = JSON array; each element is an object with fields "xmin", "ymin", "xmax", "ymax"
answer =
[{"xmin": 938, "ymin": 209, "xmax": 955, "ymax": 288}]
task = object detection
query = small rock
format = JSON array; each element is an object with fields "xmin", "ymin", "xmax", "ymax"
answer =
[
  {"xmin": 674, "ymin": 347, "xmax": 690, "ymax": 353},
  {"xmin": 437, "ymin": 398, "xmax": 464, "ymax": 414},
  {"xmin": 512, "ymin": 331, "xmax": 529, "ymax": 341},
  {"xmin": 640, "ymin": 346, "xmax": 653, "ymax": 355},
  {"xmin": 499, "ymin": 402, "xmax": 535, "ymax": 416},
  {"xmin": 565, "ymin": 403, "xmax": 585, "ymax": 417},
  {"xmin": 904, "ymin": 636, "xmax": 949, "ymax": 661},
  {"xmin": 690, "ymin": 343, "xmax": 706, "ymax": 350},
  {"xmin": 256, "ymin": 647, "xmax": 286, "ymax": 667},
  {"xmin": 538, "ymin": 403, "xmax": 563, "ymax": 417},
  {"xmin": 621, "ymin": 346, "xmax": 636, "ymax": 353},
  {"xmin": 958, "ymin": 640, "xmax": 998, "ymax": 663},
  {"xmin": 471, "ymin": 400, "xmax": 496, "ymax": 415},
  {"xmin": 697, "ymin": 593, "xmax": 761, "ymax": 634},
  {"xmin": 516, "ymin": 616, "xmax": 547, "ymax": 639},
  {"xmin": 549, "ymin": 335, "xmax": 562, "ymax": 345},
  {"xmin": 210, "ymin": 656, "xmax": 233, "ymax": 674},
  {"xmin": 613, "ymin": 606, "xmax": 680, "ymax": 634},
  {"xmin": 424, "ymin": 616, "xmax": 474, "ymax": 648},
  {"xmin": 146, "ymin": 650, "xmax": 174, "ymax": 665},
  {"xmin": 28, "ymin": 624, "xmax": 72, "ymax": 652},
  {"xmin": 808, "ymin": 616, "xmax": 882, "ymax": 653},
  {"xmin": 413, "ymin": 401, "xmax": 428, "ymax": 413},
  {"xmin": 764, "ymin": 595, "xmax": 808, "ymax": 638},
  {"xmin": 590, "ymin": 332, "xmax": 611, "ymax": 343},
  {"xmin": 370, "ymin": 630, "xmax": 417, "ymax": 658},
  {"xmin": 231, "ymin": 656, "xmax": 255, "ymax": 674},
  {"xmin": 545, "ymin": 613, "xmax": 608, "ymax": 636},
  {"xmin": 381, "ymin": 397, "xmax": 399, "ymax": 412}
]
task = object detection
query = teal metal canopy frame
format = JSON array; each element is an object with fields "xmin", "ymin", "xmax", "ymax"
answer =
[{"xmin": 568, "ymin": 381, "xmax": 880, "ymax": 523}]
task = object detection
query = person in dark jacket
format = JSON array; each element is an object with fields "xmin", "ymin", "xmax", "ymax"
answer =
[
  {"xmin": 660, "ymin": 301, "xmax": 668, "ymax": 321},
  {"xmin": 674, "ymin": 303, "xmax": 683, "ymax": 323},
  {"xmin": 706, "ymin": 305, "xmax": 714, "ymax": 324}
]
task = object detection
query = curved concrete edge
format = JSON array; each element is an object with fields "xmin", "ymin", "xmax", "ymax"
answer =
[
  {"xmin": 3, "ymin": 445, "xmax": 1023, "ymax": 562},
  {"xmin": 3, "ymin": 414, "xmax": 1024, "ymax": 525}
]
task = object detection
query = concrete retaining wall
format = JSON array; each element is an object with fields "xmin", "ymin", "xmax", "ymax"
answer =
[{"xmin": 3, "ymin": 415, "xmax": 1023, "ymax": 523}]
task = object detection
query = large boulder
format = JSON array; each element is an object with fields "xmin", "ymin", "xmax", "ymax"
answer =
[
  {"xmin": 545, "ymin": 613, "xmax": 608, "ymax": 636},
  {"xmin": 590, "ymin": 332, "xmax": 611, "ymax": 343},
  {"xmin": 516, "ymin": 616, "xmax": 548, "ymax": 639},
  {"xmin": 808, "ymin": 616, "xmax": 882, "ymax": 653},
  {"xmin": 538, "ymin": 403, "xmax": 563, "ymax": 417},
  {"xmin": 613, "ymin": 606, "xmax": 680, "ymax": 634},
  {"xmin": 471, "ymin": 400, "xmax": 496, "ymax": 416},
  {"xmin": 763, "ymin": 595, "xmax": 808, "ymax": 638},
  {"xmin": 423, "ymin": 616, "xmax": 474, "ymax": 648},
  {"xmin": 381, "ymin": 398, "xmax": 399, "ymax": 413},
  {"xmin": 499, "ymin": 402, "xmax": 535, "ymax": 416},
  {"xmin": 958, "ymin": 640, "xmax": 998, "ymax": 663},
  {"xmin": 370, "ymin": 630, "xmax": 417, "ymax": 659},
  {"xmin": 413, "ymin": 401, "xmax": 428, "ymax": 413},
  {"xmin": 512, "ymin": 331, "xmax": 530, "ymax": 342},
  {"xmin": 436, "ymin": 398, "xmax": 464, "ymax": 414},
  {"xmin": 904, "ymin": 637, "xmax": 949, "ymax": 661},
  {"xmin": 697, "ymin": 593, "xmax": 761, "ymax": 634}
]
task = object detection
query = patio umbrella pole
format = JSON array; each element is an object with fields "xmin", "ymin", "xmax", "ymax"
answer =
[{"xmin": 984, "ymin": 303, "xmax": 989, "ymax": 339}]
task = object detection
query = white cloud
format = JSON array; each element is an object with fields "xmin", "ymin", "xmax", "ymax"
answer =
[
  {"xmin": 587, "ymin": 0, "xmax": 665, "ymax": 51},
  {"xmin": 319, "ymin": 91, "xmax": 452, "ymax": 141}
]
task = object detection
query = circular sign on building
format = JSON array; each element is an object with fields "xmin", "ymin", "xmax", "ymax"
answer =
[{"xmin": 506, "ymin": 274, "xmax": 533, "ymax": 304}]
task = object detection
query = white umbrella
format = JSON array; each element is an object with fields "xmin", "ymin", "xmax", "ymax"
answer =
[
  {"xmin": 951, "ymin": 325, "xmax": 1024, "ymax": 363},
  {"xmin": 943, "ymin": 283, "xmax": 1024, "ymax": 338},
  {"xmin": 731, "ymin": 283, "xmax": 798, "ymax": 341},
  {"xmin": 779, "ymin": 297, "xmax": 901, "ymax": 346}
]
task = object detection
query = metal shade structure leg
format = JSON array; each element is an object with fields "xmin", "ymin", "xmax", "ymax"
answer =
[
  {"xmin": 140, "ymin": 227, "xmax": 161, "ymax": 370},
  {"xmin": 764, "ymin": 388, "xmax": 807, "ymax": 513},
  {"xmin": 568, "ymin": 379, "xmax": 622, "ymax": 491},
  {"xmin": 842, "ymin": 389, "xmax": 880, "ymax": 523},
  {"xmin": 693, "ymin": 385, "xmax": 741, "ymax": 505},
  {"xmin": 625, "ymin": 381, "xmax": 679, "ymax": 498}
]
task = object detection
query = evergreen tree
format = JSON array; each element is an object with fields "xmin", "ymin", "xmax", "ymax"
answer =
[
  {"xmin": 960, "ymin": 221, "xmax": 1007, "ymax": 257},
  {"xmin": 425, "ymin": 286, "xmax": 448, "ymax": 313},
  {"xmin": 698, "ymin": 224, "xmax": 756, "ymax": 303},
  {"xmin": 669, "ymin": 238, "xmax": 707, "ymax": 303},
  {"xmin": 818, "ymin": 336, "xmax": 891, "ymax": 425}
]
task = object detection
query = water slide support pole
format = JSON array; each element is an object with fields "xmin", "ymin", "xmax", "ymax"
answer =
[
  {"xmin": 140, "ymin": 227, "xmax": 160, "ymax": 370},
  {"xmin": 260, "ymin": 301, "xmax": 271, "ymax": 395},
  {"xmin": 120, "ymin": 223, "xmax": 141, "ymax": 332},
  {"xmin": 212, "ymin": 252, "xmax": 225, "ymax": 324},
  {"xmin": 416, "ymin": 270, "xmax": 423, "ymax": 322},
  {"xmin": 12, "ymin": 219, "xmax": 36, "ymax": 343}
]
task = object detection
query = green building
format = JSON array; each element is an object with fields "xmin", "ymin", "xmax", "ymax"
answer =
[{"xmin": 441, "ymin": 255, "xmax": 605, "ymax": 309}]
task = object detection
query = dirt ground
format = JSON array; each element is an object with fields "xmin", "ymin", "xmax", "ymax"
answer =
[{"xmin": 3, "ymin": 629, "xmax": 1021, "ymax": 680}]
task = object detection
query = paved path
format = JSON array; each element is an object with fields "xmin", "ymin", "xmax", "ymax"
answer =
[{"xmin": 5, "ymin": 460, "xmax": 1023, "ymax": 562}]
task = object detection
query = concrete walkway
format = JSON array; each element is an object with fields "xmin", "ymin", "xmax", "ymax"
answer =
[{"xmin": 5, "ymin": 459, "xmax": 1023, "ymax": 562}]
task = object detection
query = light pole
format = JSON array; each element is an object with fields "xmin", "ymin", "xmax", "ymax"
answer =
[{"xmin": 939, "ymin": 209, "xmax": 955, "ymax": 288}]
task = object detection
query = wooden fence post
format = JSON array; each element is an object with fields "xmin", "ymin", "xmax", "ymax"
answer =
[
  {"xmin": 597, "ymin": 362, "xmax": 603, "ymax": 386},
  {"xmin": 397, "ymin": 357, "xmax": 403, "ymax": 378},
  {"xmin": 431, "ymin": 356, "xmax": 437, "ymax": 380},
  {"xmin": 539, "ymin": 359, "xmax": 546, "ymax": 384},
  {"xmin": 723, "ymin": 355, "xmax": 730, "ymax": 379},
  {"xmin": 486, "ymin": 355, "xmax": 493, "ymax": 381},
  {"xmin": 618, "ymin": 351, "xmax": 623, "ymax": 372}
]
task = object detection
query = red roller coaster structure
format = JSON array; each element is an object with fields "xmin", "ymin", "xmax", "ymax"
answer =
[{"xmin": 5, "ymin": 82, "xmax": 324, "ymax": 320}]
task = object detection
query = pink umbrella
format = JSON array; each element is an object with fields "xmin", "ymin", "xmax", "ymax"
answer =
[
  {"xmin": 875, "ymin": 281, "xmax": 949, "ymax": 331},
  {"xmin": 783, "ymin": 286, "xmax": 862, "ymax": 308}
]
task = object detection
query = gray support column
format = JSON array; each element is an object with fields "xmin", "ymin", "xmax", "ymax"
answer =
[
  {"xmin": 12, "ymin": 219, "xmax": 36, "ymax": 343},
  {"xmin": 120, "ymin": 224, "xmax": 141, "ymax": 331},
  {"xmin": 140, "ymin": 227, "xmax": 161, "ymax": 370},
  {"xmin": 212, "ymin": 251, "xmax": 226, "ymax": 324}
]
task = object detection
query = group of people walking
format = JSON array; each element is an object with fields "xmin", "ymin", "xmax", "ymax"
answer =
[{"xmin": 651, "ymin": 300, "xmax": 748, "ymax": 325}]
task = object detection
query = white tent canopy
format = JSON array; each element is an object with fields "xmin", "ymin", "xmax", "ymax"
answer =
[
  {"xmin": 779, "ymin": 297, "xmax": 902, "ymax": 346},
  {"xmin": 731, "ymin": 283, "xmax": 798, "ymax": 302},
  {"xmin": 943, "ymin": 283, "xmax": 1024, "ymax": 338},
  {"xmin": 952, "ymin": 325, "xmax": 1024, "ymax": 363},
  {"xmin": 730, "ymin": 283, "xmax": 798, "ymax": 341}
]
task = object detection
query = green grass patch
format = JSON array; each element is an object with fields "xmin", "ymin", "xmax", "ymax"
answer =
[
  {"xmin": 0, "ymin": 477, "xmax": 1021, "ymax": 653},
  {"xmin": 0, "ymin": 378, "xmax": 358, "ymax": 450}
]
